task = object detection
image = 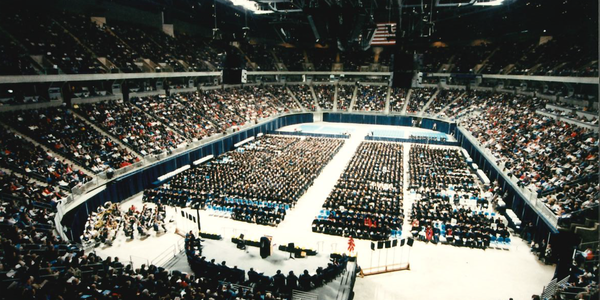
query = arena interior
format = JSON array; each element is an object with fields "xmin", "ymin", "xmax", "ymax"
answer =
[{"xmin": 0, "ymin": 0, "xmax": 598, "ymax": 299}]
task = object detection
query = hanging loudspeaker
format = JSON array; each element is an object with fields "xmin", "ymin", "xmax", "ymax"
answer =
[{"xmin": 407, "ymin": 238, "xmax": 414, "ymax": 247}]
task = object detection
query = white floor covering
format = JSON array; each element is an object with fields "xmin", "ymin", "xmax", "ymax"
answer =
[{"xmin": 91, "ymin": 122, "xmax": 555, "ymax": 300}]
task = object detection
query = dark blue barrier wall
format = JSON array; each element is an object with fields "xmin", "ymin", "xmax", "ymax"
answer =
[
  {"xmin": 63, "ymin": 113, "xmax": 314, "ymax": 241},
  {"xmin": 323, "ymin": 113, "xmax": 414, "ymax": 126}
]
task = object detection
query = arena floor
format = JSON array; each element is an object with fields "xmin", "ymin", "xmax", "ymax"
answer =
[{"xmin": 92, "ymin": 122, "xmax": 555, "ymax": 300}]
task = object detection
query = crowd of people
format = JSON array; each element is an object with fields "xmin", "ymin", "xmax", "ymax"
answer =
[
  {"xmin": 288, "ymin": 85, "xmax": 316, "ymax": 111},
  {"xmin": 313, "ymin": 142, "xmax": 404, "ymax": 240},
  {"xmin": 0, "ymin": 126, "xmax": 92, "ymax": 190},
  {"xmin": 538, "ymin": 107, "xmax": 599, "ymax": 125},
  {"xmin": 145, "ymin": 135, "xmax": 344, "ymax": 226},
  {"xmin": 408, "ymin": 145, "xmax": 509, "ymax": 248},
  {"xmin": 461, "ymin": 94, "xmax": 599, "ymax": 217},
  {"xmin": 76, "ymin": 100, "xmax": 187, "ymax": 156},
  {"xmin": 314, "ymin": 85, "xmax": 335, "ymax": 110},
  {"xmin": 550, "ymin": 245, "xmax": 599, "ymax": 300},
  {"xmin": 424, "ymin": 88, "xmax": 462, "ymax": 116},
  {"xmin": 81, "ymin": 202, "xmax": 168, "ymax": 248},
  {"xmin": 184, "ymin": 233, "xmax": 350, "ymax": 299},
  {"xmin": 406, "ymin": 88, "xmax": 435, "ymax": 115},
  {"xmin": 199, "ymin": 87, "xmax": 285, "ymax": 129},
  {"xmin": 353, "ymin": 85, "xmax": 387, "ymax": 112},
  {"xmin": 389, "ymin": 88, "xmax": 408, "ymax": 113},
  {"xmin": 439, "ymin": 90, "xmax": 498, "ymax": 120},
  {"xmin": 132, "ymin": 94, "xmax": 219, "ymax": 141},
  {"xmin": 4, "ymin": 106, "xmax": 140, "ymax": 174},
  {"xmin": 336, "ymin": 85, "xmax": 354, "ymax": 111}
]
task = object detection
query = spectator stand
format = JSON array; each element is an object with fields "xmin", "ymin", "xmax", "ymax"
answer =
[
  {"xmin": 0, "ymin": 95, "xmax": 62, "ymax": 113},
  {"xmin": 535, "ymin": 109, "xmax": 598, "ymax": 132},
  {"xmin": 353, "ymin": 84, "xmax": 389, "ymax": 112},
  {"xmin": 455, "ymin": 127, "xmax": 560, "ymax": 232},
  {"xmin": 423, "ymin": 88, "xmax": 465, "ymax": 118},
  {"xmin": 287, "ymin": 84, "xmax": 317, "ymax": 112},
  {"xmin": 388, "ymin": 87, "xmax": 409, "ymax": 114},
  {"xmin": 336, "ymin": 83, "xmax": 357, "ymax": 112},
  {"xmin": 313, "ymin": 83, "xmax": 336, "ymax": 111},
  {"xmin": 406, "ymin": 88, "xmax": 437, "ymax": 115}
]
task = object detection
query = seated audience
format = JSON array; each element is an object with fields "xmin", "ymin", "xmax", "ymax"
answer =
[
  {"xmin": 4, "ymin": 106, "xmax": 139, "ymax": 173},
  {"xmin": 354, "ymin": 85, "xmax": 387, "ymax": 112},
  {"xmin": 145, "ymin": 135, "xmax": 344, "ymax": 226},
  {"xmin": 313, "ymin": 142, "xmax": 404, "ymax": 240}
]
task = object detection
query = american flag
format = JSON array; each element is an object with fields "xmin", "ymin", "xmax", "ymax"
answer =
[{"xmin": 371, "ymin": 23, "xmax": 397, "ymax": 46}]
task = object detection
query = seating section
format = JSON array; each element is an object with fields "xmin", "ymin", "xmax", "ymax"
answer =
[
  {"xmin": 0, "ymin": 126, "xmax": 91, "ymax": 189},
  {"xmin": 56, "ymin": 13, "xmax": 141, "ymax": 73},
  {"xmin": 337, "ymin": 85, "xmax": 354, "ymax": 111},
  {"xmin": 108, "ymin": 23, "xmax": 185, "ymax": 72},
  {"xmin": 0, "ymin": 9, "xmax": 595, "ymax": 76},
  {"xmin": 4, "ymin": 169, "xmax": 68, "ymax": 206},
  {"xmin": 4, "ymin": 107, "xmax": 139, "ymax": 173},
  {"xmin": 262, "ymin": 85, "xmax": 301, "ymax": 112},
  {"xmin": 289, "ymin": 85, "xmax": 316, "ymax": 111},
  {"xmin": 242, "ymin": 44, "xmax": 276, "ymax": 71},
  {"xmin": 389, "ymin": 88, "xmax": 408, "ymax": 113},
  {"xmin": 550, "ymin": 246, "xmax": 600, "ymax": 299},
  {"xmin": 408, "ymin": 145, "xmax": 508, "ymax": 248},
  {"xmin": 313, "ymin": 142, "xmax": 403, "ymax": 240},
  {"xmin": 274, "ymin": 47, "xmax": 305, "ymax": 71},
  {"xmin": 145, "ymin": 135, "xmax": 344, "ymax": 226},
  {"xmin": 421, "ymin": 47, "xmax": 453, "ymax": 72},
  {"xmin": 132, "ymin": 94, "xmax": 219, "ymax": 141},
  {"xmin": 538, "ymin": 107, "xmax": 599, "ymax": 126},
  {"xmin": 424, "ymin": 88, "xmax": 462, "ymax": 116},
  {"xmin": 440, "ymin": 90, "xmax": 499, "ymax": 120},
  {"xmin": 200, "ymin": 87, "xmax": 285, "ymax": 127},
  {"xmin": 309, "ymin": 49, "xmax": 336, "ymax": 71},
  {"xmin": 0, "ymin": 11, "xmax": 104, "ymax": 74},
  {"xmin": 314, "ymin": 85, "xmax": 335, "ymax": 110},
  {"xmin": 76, "ymin": 100, "xmax": 186, "ymax": 156},
  {"xmin": 452, "ymin": 45, "xmax": 493, "ymax": 73},
  {"xmin": 481, "ymin": 41, "xmax": 535, "ymax": 74},
  {"xmin": 0, "ymin": 37, "xmax": 37, "ymax": 75},
  {"xmin": 406, "ymin": 88, "xmax": 435, "ymax": 115},
  {"xmin": 462, "ymin": 95, "xmax": 599, "ymax": 216},
  {"xmin": 353, "ymin": 85, "xmax": 387, "ymax": 112}
]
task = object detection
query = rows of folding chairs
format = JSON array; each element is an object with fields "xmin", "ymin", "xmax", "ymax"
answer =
[
  {"xmin": 223, "ymin": 197, "xmax": 290, "ymax": 210},
  {"xmin": 490, "ymin": 236, "xmax": 512, "ymax": 250}
]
